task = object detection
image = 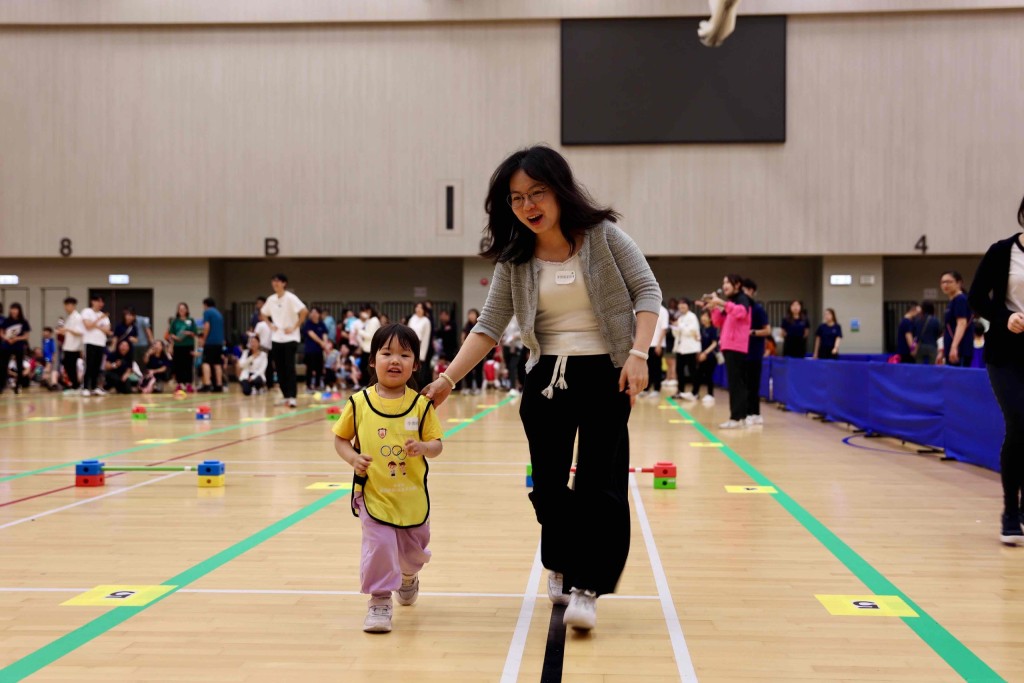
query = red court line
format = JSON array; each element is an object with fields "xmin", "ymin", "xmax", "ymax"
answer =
[{"xmin": 0, "ymin": 418, "xmax": 320, "ymax": 509}]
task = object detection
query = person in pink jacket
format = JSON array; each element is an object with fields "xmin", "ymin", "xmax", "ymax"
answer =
[{"xmin": 702, "ymin": 274, "xmax": 753, "ymax": 429}]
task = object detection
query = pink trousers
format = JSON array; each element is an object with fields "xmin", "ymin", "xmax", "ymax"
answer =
[{"xmin": 356, "ymin": 495, "xmax": 431, "ymax": 598}]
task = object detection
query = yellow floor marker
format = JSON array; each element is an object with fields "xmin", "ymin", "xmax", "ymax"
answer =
[
  {"xmin": 446, "ymin": 418, "xmax": 474, "ymax": 423},
  {"xmin": 136, "ymin": 438, "xmax": 180, "ymax": 444},
  {"xmin": 657, "ymin": 405, "xmax": 673, "ymax": 410},
  {"xmin": 306, "ymin": 482, "xmax": 354, "ymax": 491},
  {"xmin": 690, "ymin": 442, "xmax": 724, "ymax": 448},
  {"xmin": 27, "ymin": 417, "xmax": 60, "ymax": 422},
  {"xmin": 241, "ymin": 417, "xmax": 270, "ymax": 423},
  {"xmin": 725, "ymin": 485, "xmax": 778, "ymax": 494},
  {"xmin": 669, "ymin": 419, "xmax": 694, "ymax": 424},
  {"xmin": 63, "ymin": 585, "xmax": 177, "ymax": 607},
  {"xmin": 815, "ymin": 595, "xmax": 918, "ymax": 617}
]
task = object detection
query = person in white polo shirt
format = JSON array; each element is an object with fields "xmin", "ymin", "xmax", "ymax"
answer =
[
  {"xmin": 260, "ymin": 273, "xmax": 307, "ymax": 408},
  {"xmin": 58, "ymin": 297, "xmax": 85, "ymax": 393},
  {"xmin": 80, "ymin": 294, "xmax": 111, "ymax": 396}
]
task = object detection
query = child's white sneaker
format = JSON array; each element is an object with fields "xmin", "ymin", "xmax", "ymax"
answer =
[
  {"xmin": 363, "ymin": 597, "xmax": 393, "ymax": 633},
  {"xmin": 679, "ymin": 391, "xmax": 696, "ymax": 401},
  {"xmin": 396, "ymin": 574, "xmax": 419, "ymax": 606},
  {"xmin": 719, "ymin": 419, "xmax": 745, "ymax": 429},
  {"xmin": 563, "ymin": 588, "xmax": 597, "ymax": 631},
  {"xmin": 701, "ymin": 395, "xmax": 715, "ymax": 406}
]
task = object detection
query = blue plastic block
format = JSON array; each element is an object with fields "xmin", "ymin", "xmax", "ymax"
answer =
[
  {"xmin": 525, "ymin": 475, "xmax": 533, "ymax": 488},
  {"xmin": 195, "ymin": 412, "xmax": 212, "ymax": 420},
  {"xmin": 76, "ymin": 459, "xmax": 104, "ymax": 475},
  {"xmin": 198, "ymin": 460, "xmax": 225, "ymax": 476}
]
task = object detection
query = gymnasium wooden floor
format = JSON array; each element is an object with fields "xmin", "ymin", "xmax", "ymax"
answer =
[{"xmin": 0, "ymin": 385, "xmax": 1021, "ymax": 682}]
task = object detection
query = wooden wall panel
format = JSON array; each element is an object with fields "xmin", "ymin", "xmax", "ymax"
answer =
[{"xmin": 1, "ymin": 11, "xmax": 1022, "ymax": 258}]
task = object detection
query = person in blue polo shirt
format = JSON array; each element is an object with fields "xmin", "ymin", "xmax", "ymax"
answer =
[
  {"xmin": 896, "ymin": 303, "xmax": 920, "ymax": 364},
  {"xmin": 940, "ymin": 270, "xmax": 973, "ymax": 367},
  {"xmin": 814, "ymin": 308, "xmax": 843, "ymax": 360},
  {"xmin": 200, "ymin": 298, "xmax": 226, "ymax": 392}
]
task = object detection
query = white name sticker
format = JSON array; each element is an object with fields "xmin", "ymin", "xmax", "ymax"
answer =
[
  {"xmin": 555, "ymin": 270, "xmax": 576, "ymax": 285},
  {"xmin": 404, "ymin": 416, "xmax": 420, "ymax": 431}
]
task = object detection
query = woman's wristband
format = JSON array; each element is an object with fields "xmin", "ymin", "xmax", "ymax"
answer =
[
  {"xmin": 439, "ymin": 372, "xmax": 457, "ymax": 390},
  {"xmin": 629, "ymin": 349, "xmax": 649, "ymax": 361}
]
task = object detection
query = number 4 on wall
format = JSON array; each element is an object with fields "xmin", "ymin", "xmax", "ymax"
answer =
[{"xmin": 915, "ymin": 235, "xmax": 928, "ymax": 254}]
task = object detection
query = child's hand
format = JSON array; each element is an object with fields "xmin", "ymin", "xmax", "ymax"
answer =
[
  {"xmin": 405, "ymin": 439, "xmax": 427, "ymax": 457},
  {"xmin": 351, "ymin": 453, "xmax": 372, "ymax": 474}
]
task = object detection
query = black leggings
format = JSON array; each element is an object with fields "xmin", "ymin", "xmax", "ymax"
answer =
[
  {"xmin": 744, "ymin": 356, "xmax": 763, "ymax": 416},
  {"xmin": 62, "ymin": 350, "xmax": 81, "ymax": 389},
  {"xmin": 645, "ymin": 347, "xmax": 663, "ymax": 391},
  {"xmin": 172, "ymin": 347, "xmax": 194, "ymax": 385},
  {"xmin": 305, "ymin": 350, "xmax": 324, "ymax": 389},
  {"xmin": 520, "ymin": 355, "xmax": 631, "ymax": 596},
  {"xmin": 84, "ymin": 344, "xmax": 105, "ymax": 391},
  {"xmin": 675, "ymin": 353, "xmax": 698, "ymax": 393},
  {"xmin": 272, "ymin": 341, "xmax": 298, "ymax": 399},
  {"xmin": 695, "ymin": 358, "xmax": 716, "ymax": 397},
  {"xmin": 988, "ymin": 363, "xmax": 1024, "ymax": 516},
  {"xmin": 241, "ymin": 377, "xmax": 266, "ymax": 396},
  {"xmin": 0, "ymin": 346, "xmax": 25, "ymax": 393},
  {"xmin": 724, "ymin": 350, "xmax": 748, "ymax": 421}
]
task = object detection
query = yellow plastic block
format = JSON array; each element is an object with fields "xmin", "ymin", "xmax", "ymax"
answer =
[
  {"xmin": 197, "ymin": 474, "xmax": 225, "ymax": 488},
  {"xmin": 815, "ymin": 595, "xmax": 918, "ymax": 617},
  {"xmin": 63, "ymin": 585, "xmax": 177, "ymax": 607}
]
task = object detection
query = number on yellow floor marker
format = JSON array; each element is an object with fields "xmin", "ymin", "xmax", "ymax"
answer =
[
  {"xmin": 63, "ymin": 585, "xmax": 177, "ymax": 607},
  {"xmin": 306, "ymin": 482, "xmax": 354, "ymax": 491},
  {"xmin": 815, "ymin": 594, "xmax": 917, "ymax": 617}
]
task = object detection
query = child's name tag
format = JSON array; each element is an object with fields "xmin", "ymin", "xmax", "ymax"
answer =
[
  {"xmin": 404, "ymin": 416, "xmax": 419, "ymax": 431},
  {"xmin": 555, "ymin": 270, "xmax": 576, "ymax": 285}
]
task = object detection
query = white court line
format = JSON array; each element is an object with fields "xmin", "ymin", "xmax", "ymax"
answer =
[
  {"xmin": 501, "ymin": 542, "xmax": 544, "ymax": 683},
  {"xmin": 630, "ymin": 473, "xmax": 699, "ymax": 682},
  {"xmin": 0, "ymin": 472, "xmax": 183, "ymax": 531},
  {"xmin": 0, "ymin": 586, "xmax": 659, "ymax": 600}
]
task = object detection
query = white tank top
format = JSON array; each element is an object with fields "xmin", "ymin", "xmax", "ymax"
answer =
[{"xmin": 534, "ymin": 254, "xmax": 609, "ymax": 356}]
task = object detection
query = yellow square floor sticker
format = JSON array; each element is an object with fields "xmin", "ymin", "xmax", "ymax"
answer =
[
  {"xmin": 306, "ymin": 482, "xmax": 354, "ymax": 491},
  {"xmin": 27, "ymin": 416, "xmax": 61, "ymax": 422},
  {"xmin": 725, "ymin": 485, "xmax": 778, "ymax": 494},
  {"xmin": 669, "ymin": 419, "xmax": 694, "ymax": 424},
  {"xmin": 690, "ymin": 442, "xmax": 724, "ymax": 448},
  {"xmin": 241, "ymin": 417, "xmax": 270, "ymax": 422},
  {"xmin": 815, "ymin": 595, "xmax": 918, "ymax": 617},
  {"xmin": 447, "ymin": 418, "xmax": 473, "ymax": 423},
  {"xmin": 657, "ymin": 405, "xmax": 673, "ymax": 410},
  {"xmin": 136, "ymin": 438, "xmax": 179, "ymax": 444},
  {"xmin": 63, "ymin": 585, "xmax": 177, "ymax": 607}
]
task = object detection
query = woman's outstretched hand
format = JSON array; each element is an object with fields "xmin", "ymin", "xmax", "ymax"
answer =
[
  {"xmin": 422, "ymin": 377, "xmax": 453, "ymax": 407},
  {"xmin": 618, "ymin": 355, "xmax": 648, "ymax": 407}
]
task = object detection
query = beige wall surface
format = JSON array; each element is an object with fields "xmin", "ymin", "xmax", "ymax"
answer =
[
  {"xmin": 820, "ymin": 255, "xmax": 884, "ymax": 353},
  {"xmin": 0, "ymin": 0, "xmax": 1019, "ymax": 25},
  {"xmin": 0, "ymin": 259, "xmax": 211, "ymax": 347},
  {"xmin": 1, "ymin": 11, "xmax": 1022, "ymax": 258}
]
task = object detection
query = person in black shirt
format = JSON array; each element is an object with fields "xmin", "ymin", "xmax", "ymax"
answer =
[
  {"xmin": 0, "ymin": 303, "xmax": 31, "ymax": 394},
  {"xmin": 967, "ymin": 199, "xmax": 1024, "ymax": 545},
  {"xmin": 941, "ymin": 270, "xmax": 974, "ymax": 367},
  {"xmin": 742, "ymin": 280, "xmax": 771, "ymax": 425},
  {"xmin": 896, "ymin": 303, "xmax": 920, "ymax": 364},
  {"xmin": 781, "ymin": 300, "xmax": 809, "ymax": 358},
  {"xmin": 103, "ymin": 340, "xmax": 135, "ymax": 394},
  {"xmin": 915, "ymin": 302, "xmax": 941, "ymax": 365}
]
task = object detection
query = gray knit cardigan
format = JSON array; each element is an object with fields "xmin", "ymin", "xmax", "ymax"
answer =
[{"xmin": 472, "ymin": 220, "xmax": 663, "ymax": 371}]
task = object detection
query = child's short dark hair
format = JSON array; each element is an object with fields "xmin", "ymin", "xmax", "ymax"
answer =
[
  {"xmin": 367, "ymin": 323, "xmax": 421, "ymax": 390},
  {"xmin": 64, "ymin": 297, "xmax": 78, "ymax": 305},
  {"xmin": 43, "ymin": 326, "xmax": 53, "ymax": 333}
]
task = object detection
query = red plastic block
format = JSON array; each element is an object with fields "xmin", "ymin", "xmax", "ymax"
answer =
[
  {"xmin": 653, "ymin": 462, "xmax": 677, "ymax": 478},
  {"xmin": 75, "ymin": 474, "xmax": 106, "ymax": 487}
]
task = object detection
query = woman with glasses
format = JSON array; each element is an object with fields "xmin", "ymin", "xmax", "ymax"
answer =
[
  {"xmin": 422, "ymin": 145, "xmax": 661, "ymax": 632},
  {"xmin": 968, "ymin": 195, "xmax": 1024, "ymax": 544}
]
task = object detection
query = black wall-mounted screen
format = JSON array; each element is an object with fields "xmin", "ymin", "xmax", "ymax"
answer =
[{"xmin": 561, "ymin": 16, "xmax": 786, "ymax": 145}]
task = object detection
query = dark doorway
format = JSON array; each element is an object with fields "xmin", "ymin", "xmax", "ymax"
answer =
[{"xmin": 88, "ymin": 288, "xmax": 154, "ymax": 322}]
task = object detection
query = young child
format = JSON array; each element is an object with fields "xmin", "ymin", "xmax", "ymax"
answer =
[
  {"xmin": 332, "ymin": 324, "xmax": 443, "ymax": 634},
  {"xmin": 42, "ymin": 327, "xmax": 60, "ymax": 390}
]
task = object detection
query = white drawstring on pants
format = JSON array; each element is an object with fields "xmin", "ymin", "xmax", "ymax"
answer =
[{"xmin": 541, "ymin": 355, "xmax": 569, "ymax": 399}]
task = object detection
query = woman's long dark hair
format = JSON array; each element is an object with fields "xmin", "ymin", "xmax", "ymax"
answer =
[
  {"xmin": 481, "ymin": 145, "xmax": 620, "ymax": 264},
  {"xmin": 1018, "ymin": 193, "xmax": 1024, "ymax": 227}
]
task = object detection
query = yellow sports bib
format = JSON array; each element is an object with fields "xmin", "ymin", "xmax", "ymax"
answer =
[{"xmin": 350, "ymin": 387, "xmax": 432, "ymax": 528}]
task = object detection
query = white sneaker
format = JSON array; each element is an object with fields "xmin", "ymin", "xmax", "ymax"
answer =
[
  {"xmin": 396, "ymin": 574, "xmax": 419, "ymax": 606},
  {"xmin": 719, "ymin": 419, "xmax": 745, "ymax": 429},
  {"xmin": 748, "ymin": 415, "xmax": 763, "ymax": 426},
  {"xmin": 701, "ymin": 395, "xmax": 715, "ymax": 406},
  {"xmin": 547, "ymin": 572, "xmax": 570, "ymax": 606},
  {"xmin": 563, "ymin": 588, "xmax": 597, "ymax": 631},
  {"xmin": 508, "ymin": 388, "xmax": 520, "ymax": 397},
  {"xmin": 679, "ymin": 392, "xmax": 696, "ymax": 401},
  {"xmin": 287, "ymin": 398, "xmax": 297, "ymax": 408},
  {"xmin": 363, "ymin": 597, "xmax": 393, "ymax": 633},
  {"xmin": 80, "ymin": 389, "xmax": 91, "ymax": 397},
  {"xmin": 93, "ymin": 388, "xmax": 107, "ymax": 396}
]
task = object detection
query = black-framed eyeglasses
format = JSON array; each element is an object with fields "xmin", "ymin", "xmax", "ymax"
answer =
[{"xmin": 507, "ymin": 188, "xmax": 548, "ymax": 210}]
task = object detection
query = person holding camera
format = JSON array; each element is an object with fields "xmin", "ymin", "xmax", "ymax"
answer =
[{"xmin": 700, "ymin": 274, "xmax": 752, "ymax": 429}]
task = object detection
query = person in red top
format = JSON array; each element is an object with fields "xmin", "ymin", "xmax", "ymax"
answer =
[{"xmin": 700, "ymin": 274, "xmax": 752, "ymax": 429}]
